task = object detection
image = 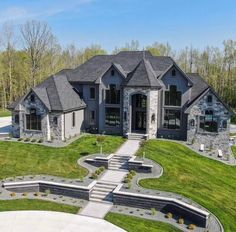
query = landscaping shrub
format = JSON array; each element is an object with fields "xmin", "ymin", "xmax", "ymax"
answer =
[
  {"xmin": 127, "ymin": 173, "xmax": 133, "ymax": 179},
  {"xmin": 130, "ymin": 170, "xmax": 136, "ymax": 176},
  {"xmin": 188, "ymin": 224, "xmax": 196, "ymax": 230},
  {"xmin": 95, "ymin": 169, "xmax": 101, "ymax": 175},
  {"xmin": 37, "ymin": 138, "xmax": 43, "ymax": 143},
  {"xmin": 24, "ymin": 138, "xmax": 30, "ymax": 142},
  {"xmin": 165, "ymin": 212, "xmax": 173, "ymax": 219},
  {"xmin": 34, "ymin": 192, "xmax": 41, "ymax": 197},
  {"xmin": 124, "ymin": 177, "xmax": 131, "ymax": 183},
  {"xmin": 10, "ymin": 192, "xmax": 16, "ymax": 197},
  {"xmin": 31, "ymin": 139, "xmax": 37, "ymax": 143},
  {"xmin": 22, "ymin": 192, "xmax": 28, "ymax": 196},
  {"xmin": 231, "ymin": 115, "xmax": 236, "ymax": 124},
  {"xmin": 178, "ymin": 218, "xmax": 184, "ymax": 224},
  {"xmin": 91, "ymin": 173, "xmax": 98, "ymax": 179},
  {"xmin": 99, "ymin": 166, "xmax": 105, "ymax": 172},
  {"xmin": 17, "ymin": 138, "xmax": 23, "ymax": 141},
  {"xmin": 127, "ymin": 182, "xmax": 131, "ymax": 189},
  {"xmin": 151, "ymin": 208, "xmax": 157, "ymax": 215}
]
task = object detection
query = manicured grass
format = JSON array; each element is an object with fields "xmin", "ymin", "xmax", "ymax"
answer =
[
  {"xmin": 105, "ymin": 213, "xmax": 181, "ymax": 232},
  {"xmin": 138, "ymin": 140, "xmax": 236, "ymax": 232},
  {"xmin": 0, "ymin": 109, "xmax": 11, "ymax": 117},
  {"xmin": 231, "ymin": 114, "xmax": 236, "ymax": 124},
  {"xmin": 0, "ymin": 135, "xmax": 125, "ymax": 179},
  {"xmin": 0, "ymin": 199, "xmax": 78, "ymax": 214},
  {"xmin": 232, "ymin": 146, "xmax": 236, "ymax": 158}
]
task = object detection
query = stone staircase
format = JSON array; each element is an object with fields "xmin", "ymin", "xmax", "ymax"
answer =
[
  {"xmin": 109, "ymin": 154, "xmax": 130, "ymax": 170},
  {"xmin": 127, "ymin": 133, "xmax": 148, "ymax": 140},
  {"xmin": 89, "ymin": 181, "xmax": 117, "ymax": 203}
]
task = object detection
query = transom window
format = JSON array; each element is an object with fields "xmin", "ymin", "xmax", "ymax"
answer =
[
  {"xmin": 165, "ymin": 85, "xmax": 181, "ymax": 106},
  {"xmin": 26, "ymin": 109, "xmax": 41, "ymax": 131},
  {"xmin": 163, "ymin": 109, "xmax": 181, "ymax": 129},
  {"xmin": 105, "ymin": 84, "xmax": 120, "ymax": 104},
  {"xmin": 105, "ymin": 107, "xmax": 120, "ymax": 127},
  {"xmin": 199, "ymin": 110, "xmax": 218, "ymax": 133}
]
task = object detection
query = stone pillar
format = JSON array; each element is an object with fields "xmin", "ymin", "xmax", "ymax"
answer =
[{"xmin": 148, "ymin": 90, "xmax": 158, "ymax": 138}]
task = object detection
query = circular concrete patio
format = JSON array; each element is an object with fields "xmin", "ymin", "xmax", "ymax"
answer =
[{"xmin": 0, "ymin": 211, "xmax": 125, "ymax": 232}]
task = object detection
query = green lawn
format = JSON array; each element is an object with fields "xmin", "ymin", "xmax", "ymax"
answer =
[
  {"xmin": 0, "ymin": 109, "xmax": 11, "ymax": 117},
  {"xmin": 138, "ymin": 140, "xmax": 236, "ymax": 232},
  {"xmin": 0, "ymin": 199, "xmax": 78, "ymax": 214},
  {"xmin": 105, "ymin": 213, "xmax": 181, "ymax": 232},
  {"xmin": 0, "ymin": 135, "xmax": 125, "ymax": 179},
  {"xmin": 232, "ymin": 146, "xmax": 236, "ymax": 157}
]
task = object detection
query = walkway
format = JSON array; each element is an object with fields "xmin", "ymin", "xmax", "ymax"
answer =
[
  {"xmin": 79, "ymin": 139, "xmax": 141, "ymax": 219},
  {"xmin": 0, "ymin": 116, "xmax": 11, "ymax": 136},
  {"xmin": 0, "ymin": 211, "xmax": 125, "ymax": 232}
]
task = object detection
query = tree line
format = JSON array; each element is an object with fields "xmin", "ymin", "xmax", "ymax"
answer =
[{"xmin": 0, "ymin": 20, "xmax": 235, "ymax": 109}]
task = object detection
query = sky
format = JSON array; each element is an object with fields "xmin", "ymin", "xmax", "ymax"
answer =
[{"xmin": 0, "ymin": 0, "xmax": 236, "ymax": 52}]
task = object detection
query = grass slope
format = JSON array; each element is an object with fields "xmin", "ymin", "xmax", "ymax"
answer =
[
  {"xmin": 105, "ymin": 213, "xmax": 181, "ymax": 232},
  {"xmin": 0, "ymin": 199, "xmax": 78, "ymax": 214},
  {"xmin": 0, "ymin": 109, "xmax": 11, "ymax": 117},
  {"xmin": 138, "ymin": 140, "xmax": 236, "ymax": 232},
  {"xmin": 0, "ymin": 135, "xmax": 125, "ymax": 179}
]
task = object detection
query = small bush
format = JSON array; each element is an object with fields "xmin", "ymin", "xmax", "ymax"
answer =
[
  {"xmin": 127, "ymin": 173, "xmax": 133, "ymax": 179},
  {"xmin": 188, "ymin": 224, "xmax": 196, "ymax": 230},
  {"xmin": 130, "ymin": 170, "xmax": 136, "ymax": 176},
  {"xmin": 99, "ymin": 166, "xmax": 105, "ymax": 172},
  {"xmin": 38, "ymin": 138, "xmax": 43, "ymax": 143},
  {"xmin": 24, "ymin": 138, "xmax": 30, "ymax": 142},
  {"xmin": 31, "ymin": 139, "xmax": 37, "ymax": 143},
  {"xmin": 165, "ymin": 212, "xmax": 173, "ymax": 219},
  {"xmin": 127, "ymin": 182, "xmax": 131, "ymax": 189},
  {"xmin": 95, "ymin": 169, "xmax": 101, "ymax": 175},
  {"xmin": 17, "ymin": 138, "xmax": 23, "ymax": 141},
  {"xmin": 22, "ymin": 192, "xmax": 28, "ymax": 196},
  {"xmin": 151, "ymin": 208, "xmax": 157, "ymax": 216},
  {"xmin": 124, "ymin": 177, "xmax": 131, "ymax": 183},
  {"xmin": 44, "ymin": 189, "xmax": 51, "ymax": 196},
  {"xmin": 34, "ymin": 192, "xmax": 41, "ymax": 197},
  {"xmin": 91, "ymin": 173, "xmax": 98, "ymax": 179},
  {"xmin": 178, "ymin": 218, "xmax": 184, "ymax": 224},
  {"xmin": 10, "ymin": 192, "xmax": 16, "ymax": 197}
]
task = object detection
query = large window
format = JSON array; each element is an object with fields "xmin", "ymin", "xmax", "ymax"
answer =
[
  {"xmin": 163, "ymin": 109, "xmax": 181, "ymax": 129},
  {"xmin": 105, "ymin": 84, "xmax": 120, "ymax": 104},
  {"xmin": 135, "ymin": 94, "xmax": 147, "ymax": 108},
  {"xmin": 199, "ymin": 110, "xmax": 218, "ymax": 133},
  {"xmin": 105, "ymin": 108, "xmax": 120, "ymax": 126},
  {"xmin": 165, "ymin": 85, "xmax": 181, "ymax": 106},
  {"xmin": 26, "ymin": 109, "xmax": 41, "ymax": 131}
]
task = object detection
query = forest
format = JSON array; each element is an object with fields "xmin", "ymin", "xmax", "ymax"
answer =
[{"xmin": 0, "ymin": 20, "xmax": 235, "ymax": 110}]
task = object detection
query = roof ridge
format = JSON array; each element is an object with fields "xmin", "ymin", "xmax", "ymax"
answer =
[
  {"xmin": 142, "ymin": 59, "xmax": 152, "ymax": 86},
  {"xmin": 52, "ymin": 75, "xmax": 63, "ymax": 110}
]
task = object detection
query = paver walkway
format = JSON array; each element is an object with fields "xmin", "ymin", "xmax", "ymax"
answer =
[{"xmin": 79, "ymin": 139, "xmax": 141, "ymax": 219}]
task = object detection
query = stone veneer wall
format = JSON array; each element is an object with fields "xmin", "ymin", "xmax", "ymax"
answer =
[
  {"xmin": 187, "ymin": 90, "xmax": 231, "ymax": 155},
  {"xmin": 12, "ymin": 92, "xmax": 49, "ymax": 140},
  {"xmin": 123, "ymin": 87, "xmax": 158, "ymax": 139}
]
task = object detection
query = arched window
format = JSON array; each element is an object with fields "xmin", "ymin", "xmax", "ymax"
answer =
[
  {"xmin": 207, "ymin": 95, "xmax": 212, "ymax": 103},
  {"xmin": 26, "ymin": 108, "xmax": 41, "ymax": 131}
]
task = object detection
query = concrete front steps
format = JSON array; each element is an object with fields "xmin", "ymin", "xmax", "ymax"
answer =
[
  {"xmin": 127, "ymin": 133, "xmax": 148, "ymax": 140},
  {"xmin": 109, "ymin": 155, "xmax": 130, "ymax": 170},
  {"xmin": 89, "ymin": 181, "xmax": 117, "ymax": 203}
]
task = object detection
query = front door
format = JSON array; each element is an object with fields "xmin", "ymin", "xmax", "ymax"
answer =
[{"xmin": 135, "ymin": 111, "xmax": 146, "ymax": 131}]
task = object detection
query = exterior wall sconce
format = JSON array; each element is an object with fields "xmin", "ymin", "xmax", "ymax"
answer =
[{"xmin": 151, "ymin": 113, "xmax": 155, "ymax": 123}]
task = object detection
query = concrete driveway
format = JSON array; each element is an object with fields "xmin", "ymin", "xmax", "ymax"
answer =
[
  {"xmin": 0, "ymin": 211, "xmax": 126, "ymax": 232},
  {"xmin": 0, "ymin": 116, "xmax": 11, "ymax": 134}
]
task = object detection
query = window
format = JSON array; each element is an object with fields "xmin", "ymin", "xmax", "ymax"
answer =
[
  {"xmin": 163, "ymin": 109, "xmax": 181, "ymax": 129},
  {"xmin": 26, "ymin": 109, "xmax": 41, "ymax": 131},
  {"xmin": 105, "ymin": 84, "xmax": 120, "ymax": 104},
  {"xmin": 172, "ymin": 69, "xmax": 176, "ymax": 76},
  {"xmin": 207, "ymin": 95, "xmax": 213, "ymax": 103},
  {"xmin": 89, "ymin": 110, "xmax": 95, "ymax": 125},
  {"xmin": 165, "ymin": 85, "xmax": 181, "ymax": 106},
  {"xmin": 222, "ymin": 120, "xmax": 227, "ymax": 129},
  {"xmin": 90, "ymin": 87, "xmax": 95, "ymax": 99},
  {"xmin": 53, "ymin": 117, "xmax": 58, "ymax": 125},
  {"xmin": 135, "ymin": 94, "xmax": 147, "ymax": 108},
  {"xmin": 105, "ymin": 108, "xmax": 120, "ymax": 126},
  {"xmin": 199, "ymin": 110, "xmax": 218, "ymax": 133},
  {"xmin": 189, "ymin": 119, "xmax": 195, "ymax": 127},
  {"xmin": 72, "ymin": 112, "xmax": 76, "ymax": 127},
  {"xmin": 30, "ymin": 94, "xmax": 35, "ymax": 102},
  {"xmin": 15, "ymin": 114, "xmax": 19, "ymax": 124},
  {"xmin": 111, "ymin": 70, "xmax": 115, "ymax": 76}
]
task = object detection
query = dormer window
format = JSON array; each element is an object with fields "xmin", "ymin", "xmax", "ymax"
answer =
[
  {"xmin": 30, "ymin": 94, "xmax": 35, "ymax": 102},
  {"xmin": 111, "ymin": 70, "xmax": 115, "ymax": 76},
  {"xmin": 171, "ymin": 69, "xmax": 176, "ymax": 76},
  {"xmin": 207, "ymin": 95, "xmax": 213, "ymax": 103}
]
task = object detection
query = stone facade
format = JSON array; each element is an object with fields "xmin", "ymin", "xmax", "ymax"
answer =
[
  {"xmin": 187, "ymin": 90, "xmax": 231, "ymax": 155},
  {"xmin": 123, "ymin": 87, "xmax": 158, "ymax": 138}
]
